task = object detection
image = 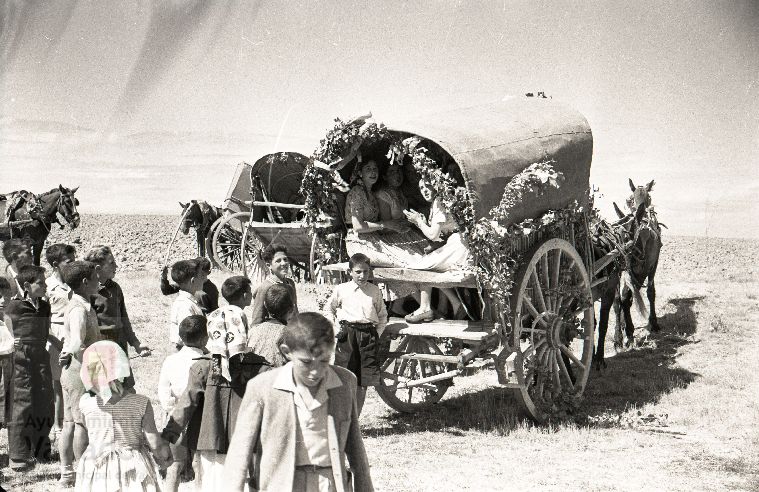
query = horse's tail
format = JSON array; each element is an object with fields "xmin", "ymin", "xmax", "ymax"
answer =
[{"xmin": 621, "ymin": 271, "xmax": 648, "ymax": 319}]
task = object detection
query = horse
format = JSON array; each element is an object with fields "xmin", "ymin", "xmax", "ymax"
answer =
[
  {"xmin": 178, "ymin": 200, "xmax": 222, "ymax": 258},
  {"xmin": 6, "ymin": 185, "xmax": 80, "ymax": 265},
  {"xmin": 593, "ymin": 179, "xmax": 663, "ymax": 370}
]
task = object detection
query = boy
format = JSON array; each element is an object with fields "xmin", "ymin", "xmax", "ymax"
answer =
[
  {"xmin": 3, "ymin": 238, "xmax": 33, "ymax": 297},
  {"xmin": 0, "ymin": 278, "xmax": 14, "ymax": 433},
  {"xmin": 160, "ymin": 257, "xmax": 219, "ymax": 315},
  {"xmin": 162, "ymin": 313, "xmax": 269, "ymax": 490},
  {"xmin": 328, "ymin": 253, "xmax": 387, "ymax": 415},
  {"xmin": 248, "ymin": 245, "xmax": 299, "ymax": 325},
  {"xmin": 45, "ymin": 243, "xmax": 76, "ymax": 435},
  {"xmin": 84, "ymin": 245, "xmax": 151, "ymax": 356},
  {"xmin": 58, "ymin": 260, "xmax": 103, "ymax": 485},
  {"xmin": 247, "ymin": 283, "xmax": 294, "ymax": 367},
  {"xmin": 158, "ymin": 315, "xmax": 209, "ymax": 492},
  {"xmin": 4, "ymin": 264, "xmax": 56, "ymax": 470},
  {"xmin": 224, "ymin": 312, "xmax": 374, "ymax": 492},
  {"xmin": 168, "ymin": 259, "xmax": 206, "ymax": 350},
  {"xmin": 209, "ymin": 275, "xmax": 253, "ymax": 348}
]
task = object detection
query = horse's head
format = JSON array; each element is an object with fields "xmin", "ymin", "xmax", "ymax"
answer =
[
  {"xmin": 179, "ymin": 201, "xmax": 203, "ymax": 235},
  {"xmin": 54, "ymin": 185, "xmax": 80, "ymax": 229},
  {"xmin": 626, "ymin": 178, "xmax": 654, "ymax": 213}
]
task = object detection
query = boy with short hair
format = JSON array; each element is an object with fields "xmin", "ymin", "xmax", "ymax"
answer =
[
  {"xmin": 158, "ymin": 315, "xmax": 209, "ymax": 492},
  {"xmin": 248, "ymin": 245, "xmax": 299, "ymax": 325},
  {"xmin": 328, "ymin": 253, "xmax": 388, "ymax": 415},
  {"xmin": 3, "ymin": 238, "xmax": 33, "ymax": 297},
  {"xmin": 224, "ymin": 312, "xmax": 374, "ymax": 492},
  {"xmin": 0, "ymin": 278, "xmax": 15, "ymax": 433},
  {"xmin": 84, "ymin": 245, "xmax": 151, "ymax": 356},
  {"xmin": 58, "ymin": 260, "xmax": 103, "ymax": 485},
  {"xmin": 168, "ymin": 259, "xmax": 206, "ymax": 350},
  {"xmin": 45, "ymin": 243, "xmax": 76, "ymax": 435},
  {"xmin": 247, "ymin": 283, "xmax": 294, "ymax": 367},
  {"xmin": 4, "ymin": 264, "xmax": 56, "ymax": 470}
]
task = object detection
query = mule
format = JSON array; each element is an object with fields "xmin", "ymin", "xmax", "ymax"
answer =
[
  {"xmin": 593, "ymin": 179, "xmax": 663, "ymax": 370},
  {"xmin": 7, "ymin": 185, "xmax": 80, "ymax": 265},
  {"xmin": 178, "ymin": 200, "xmax": 222, "ymax": 258}
]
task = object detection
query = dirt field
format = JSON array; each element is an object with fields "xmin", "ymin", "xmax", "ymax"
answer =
[{"xmin": 1, "ymin": 215, "xmax": 757, "ymax": 491}]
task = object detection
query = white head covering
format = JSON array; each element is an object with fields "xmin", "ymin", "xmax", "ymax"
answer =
[
  {"xmin": 80, "ymin": 341, "xmax": 131, "ymax": 403},
  {"xmin": 206, "ymin": 307, "xmax": 248, "ymax": 382}
]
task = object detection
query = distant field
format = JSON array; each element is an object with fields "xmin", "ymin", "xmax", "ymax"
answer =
[{"xmin": 1, "ymin": 217, "xmax": 757, "ymax": 491}]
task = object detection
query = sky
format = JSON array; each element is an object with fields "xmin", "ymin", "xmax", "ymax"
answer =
[{"xmin": 1, "ymin": 0, "xmax": 757, "ymax": 238}]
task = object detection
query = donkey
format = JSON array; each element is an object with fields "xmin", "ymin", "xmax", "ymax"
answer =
[
  {"xmin": 7, "ymin": 185, "xmax": 80, "ymax": 265},
  {"xmin": 178, "ymin": 200, "xmax": 222, "ymax": 258}
]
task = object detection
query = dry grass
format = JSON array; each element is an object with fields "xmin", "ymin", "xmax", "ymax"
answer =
[{"xmin": 2, "ymin": 243, "xmax": 759, "ymax": 491}]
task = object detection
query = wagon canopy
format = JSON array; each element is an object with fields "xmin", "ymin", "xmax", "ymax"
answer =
[
  {"xmin": 224, "ymin": 152, "xmax": 309, "ymax": 214},
  {"xmin": 387, "ymin": 97, "xmax": 593, "ymax": 224}
]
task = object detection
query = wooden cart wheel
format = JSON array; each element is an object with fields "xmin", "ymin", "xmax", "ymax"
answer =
[
  {"xmin": 375, "ymin": 335, "xmax": 451, "ymax": 413},
  {"xmin": 240, "ymin": 222, "xmax": 268, "ymax": 282},
  {"xmin": 510, "ymin": 238, "xmax": 595, "ymax": 422},
  {"xmin": 210, "ymin": 212, "xmax": 249, "ymax": 273},
  {"xmin": 203, "ymin": 217, "xmax": 224, "ymax": 269},
  {"xmin": 308, "ymin": 234, "xmax": 345, "ymax": 284}
]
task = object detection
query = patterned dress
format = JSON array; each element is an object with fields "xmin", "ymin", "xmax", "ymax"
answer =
[{"xmin": 75, "ymin": 393, "xmax": 162, "ymax": 492}]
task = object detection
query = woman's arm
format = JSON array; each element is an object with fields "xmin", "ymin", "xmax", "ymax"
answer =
[
  {"xmin": 405, "ymin": 210, "xmax": 443, "ymax": 241},
  {"xmin": 348, "ymin": 188, "xmax": 402, "ymax": 233}
]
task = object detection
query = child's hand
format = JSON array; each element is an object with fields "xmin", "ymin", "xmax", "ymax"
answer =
[
  {"xmin": 135, "ymin": 344, "xmax": 152, "ymax": 357},
  {"xmin": 155, "ymin": 445, "xmax": 173, "ymax": 470},
  {"xmin": 59, "ymin": 352, "xmax": 72, "ymax": 369},
  {"xmin": 335, "ymin": 328, "xmax": 348, "ymax": 343}
]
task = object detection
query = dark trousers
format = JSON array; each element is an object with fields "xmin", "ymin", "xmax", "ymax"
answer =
[
  {"xmin": 8, "ymin": 343, "xmax": 54, "ymax": 462},
  {"xmin": 0, "ymin": 354, "xmax": 13, "ymax": 426}
]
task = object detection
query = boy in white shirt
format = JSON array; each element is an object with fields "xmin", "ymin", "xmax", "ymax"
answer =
[
  {"xmin": 158, "ymin": 315, "xmax": 208, "ymax": 492},
  {"xmin": 168, "ymin": 259, "xmax": 207, "ymax": 350}
]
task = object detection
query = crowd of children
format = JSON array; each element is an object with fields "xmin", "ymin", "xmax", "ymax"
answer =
[{"xmin": 0, "ymin": 237, "xmax": 382, "ymax": 491}]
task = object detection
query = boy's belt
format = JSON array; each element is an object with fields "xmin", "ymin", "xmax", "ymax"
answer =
[
  {"xmin": 339, "ymin": 320, "xmax": 376, "ymax": 332},
  {"xmin": 295, "ymin": 464, "xmax": 332, "ymax": 472}
]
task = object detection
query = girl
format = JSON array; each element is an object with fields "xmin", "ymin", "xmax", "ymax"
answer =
[
  {"xmin": 75, "ymin": 341, "xmax": 172, "ymax": 491},
  {"xmin": 159, "ymin": 257, "xmax": 219, "ymax": 315}
]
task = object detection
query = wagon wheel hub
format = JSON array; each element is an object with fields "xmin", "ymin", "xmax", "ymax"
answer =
[{"xmin": 544, "ymin": 314, "xmax": 573, "ymax": 349}]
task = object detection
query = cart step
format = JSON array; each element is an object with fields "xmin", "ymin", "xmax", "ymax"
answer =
[
  {"xmin": 384, "ymin": 318, "xmax": 495, "ymax": 342},
  {"xmin": 387, "ymin": 352, "xmax": 460, "ymax": 364}
]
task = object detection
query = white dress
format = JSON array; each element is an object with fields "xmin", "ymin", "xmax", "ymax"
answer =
[
  {"xmin": 75, "ymin": 393, "xmax": 162, "ymax": 492},
  {"xmin": 409, "ymin": 198, "xmax": 470, "ymax": 272}
]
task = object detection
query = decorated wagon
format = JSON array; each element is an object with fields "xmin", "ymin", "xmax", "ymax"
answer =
[
  {"xmin": 304, "ymin": 97, "xmax": 617, "ymax": 422},
  {"xmin": 167, "ymin": 152, "xmax": 334, "ymax": 280}
]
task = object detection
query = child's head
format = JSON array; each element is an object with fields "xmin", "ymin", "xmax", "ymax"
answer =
[
  {"xmin": 80, "ymin": 341, "xmax": 131, "ymax": 402},
  {"xmin": 2, "ymin": 238, "xmax": 32, "ymax": 268},
  {"xmin": 178, "ymin": 315, "xmax": 209, "ymax": 348},
  {"xmin": 170, "ymin": 259, "xmax": 202, "ymax": 292},
  {"xmin": 61, "ymin": 260, "xmax": 99, "ymax": 296},
  {"xmin": 348, "ymin": 253, "xmax": 371, "ymax": 287},
  {"xmin": 45, "ymin": 244, "xmax": 77, "ymax": 273},
  {"xmin": 16, "ymin": 264, "xmax": 47, "ymax": 299},
  {"xmin": 221, "ymin": 275, "xmax": 252, "ymax": 307},
  {"xmin": 83, "ymin": 245, "xmax": 117, "ymax": 282},
  {"xmin": 280, "ymin": 313, "xmax": 334, "ymax": 388},
  {"xmin": 196, "ymin": 257, "xmax": 212, "ymax": 276},
  {"xmin": 264, "ymin": 283, "xmax": 294, "ymax": 323},
  {"xmin": 261, "ymin": 245, "xmax": 289, "ymax": 280}
]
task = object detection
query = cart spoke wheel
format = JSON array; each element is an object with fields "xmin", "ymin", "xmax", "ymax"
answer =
[
  {"xmin": 210, "ymin": 212, "xmax": 250, "ymax": 273},
  {"xmin": 375, "ymin": 335, "xmax": 452, "ymax": 413},
  {"xmin": 511, "ymin": 238, "xmax": 594, "ymax": 422}
]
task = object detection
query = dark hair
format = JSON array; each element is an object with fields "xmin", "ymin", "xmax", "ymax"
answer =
[
  {"xmin": 197, "ymin": 257, "xmax": 212, "ymax": 274},
  {"xmin": 178, "ymin": 315, "xmax": 208, "ymax": 346},
  {"xmin": 283, "ymin": 312, "xmax": 334, "ymax": 353},
  {"xmin": 2, "ymin": 238, "xmax": 31, "ymax": 263},
  {"xmin": 170, "ymin": 259, "xmax": 199, "ymax": 285},
  {"xmin": 353, "ymin": 159, "xmax": 380, "ymax": 190},
  {"xmin": 348, "ymin": 253, "xmax": 371, "ymax": 269},
  {"xmin": 221, "ymin": 276, "xmax": 252, "ymax": 304},
  {"xmin": 61, "ymin": 261, "xmax": 96, "ymax": 290},
  {"xmin": 0, "ymin": 277, "xmax": 10, "ymax": 293},
  {"xmin": 83, "ymin": 245, "xmax": 113, "ymax": 265},
  {"xmin": 264, "ymin": 284, "xmax": 294, "ymax": 321},
  {"xmin": 261, "ymin": 245, "xmax": 288, "ymax": 265},
  {"xmin": 16, "ymin": 264, "xmax": 46, "ymax": 287},
  {"xmin": 45, "ymin": 243, "xmax": 77, "ymax": 267}
]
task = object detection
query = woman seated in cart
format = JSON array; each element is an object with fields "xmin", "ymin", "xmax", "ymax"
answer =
[{"xmin": 344, "ymin": 158, "xmax": 468, "ymax": 323}]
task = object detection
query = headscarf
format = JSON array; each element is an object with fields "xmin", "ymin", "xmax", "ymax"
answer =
[
  {"xmin": 80, "ymin": 341, "xmax": 131, "ymax": 403},
  {"xmin": 206, "ymin": 306, "xmax": 248, "ymax": 382}
]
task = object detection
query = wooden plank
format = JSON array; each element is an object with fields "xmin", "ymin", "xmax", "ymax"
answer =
[
  {"xmin": 244, "ymin": 200, "xmax": 305, "ymax": 209},
  {"xmin": 384, "ymin": 318, "xmax": 495, "ymax": 341},
  {"xmin": 392, "ymin": 353, "xmax": 459, "ymax": 364},
  {"xmin": 321, "ymin": 263, "xmax": 477, "ymax": 288},
  {"xmin": 592, "ymin": 251, "xmax": 618, "ymax": 276},
  {"xmin": 397, "ymin": 369, "xmax": 459, "ymax": 389}
]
